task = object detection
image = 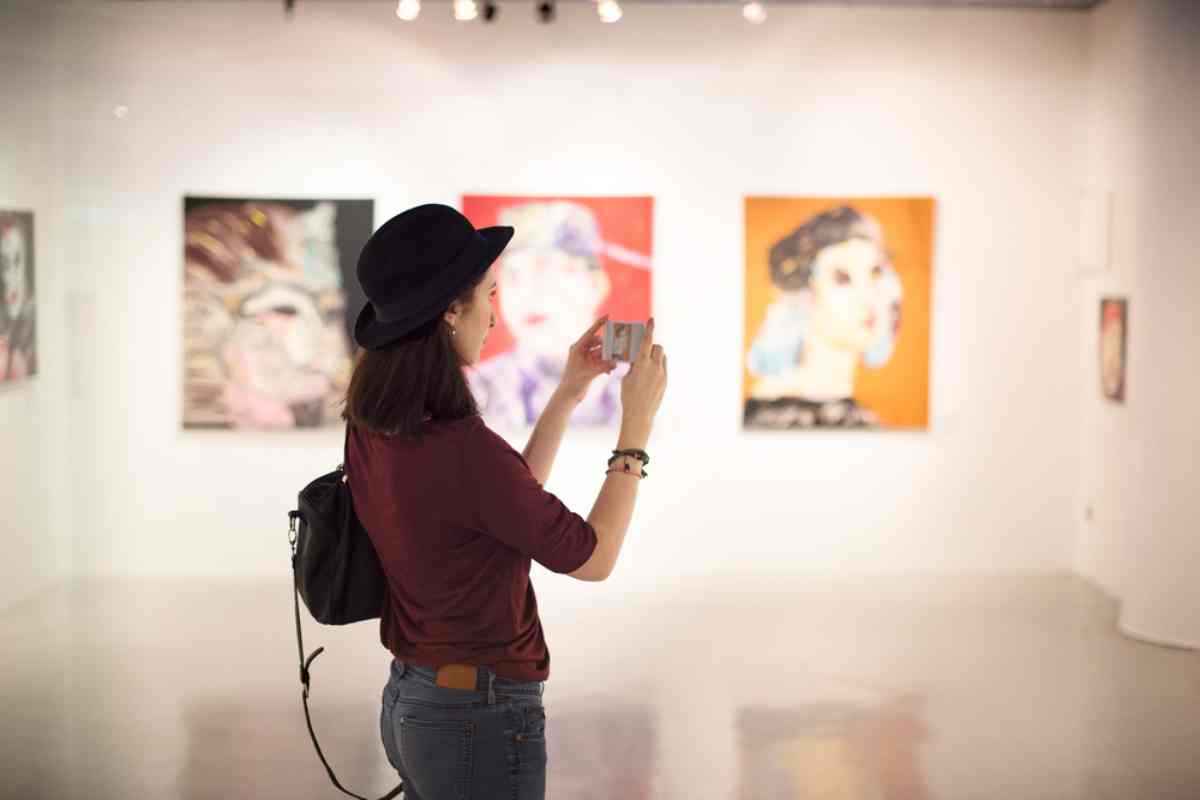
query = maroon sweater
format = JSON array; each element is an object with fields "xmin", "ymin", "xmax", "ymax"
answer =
[{"xmin": 346, "ymin": 415, "xmax": 598, "ymax": 682}]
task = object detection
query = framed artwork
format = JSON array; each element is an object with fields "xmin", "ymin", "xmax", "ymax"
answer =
[
  {"xmin": 0, "ymin": 210, "xmax": 36, "ymax": 384},
  {"xmin": 1099, "ymin": 297, "xmax": 1127, "ymax": 403},
  {"xmin": 461, "ymin": 195, "xmax": 653, "ymax": 429},
  {"xmin": 744, "ymin": 198, "xmax": 935, "ymax": 430},
  {"xmin": 182, "ymin": 197, "xmax": 373, "ymax": 429}
]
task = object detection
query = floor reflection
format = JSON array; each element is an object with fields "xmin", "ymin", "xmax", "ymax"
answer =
[
  {"xmin": 548, "ymin": 707, "xmax": 656, "ymax": 799},
  {"xmin": 737, "ymin": 693, "xmax": 929, "ymax": 800},
  {"xmin": 1, "ymin": 574, "xmax": 1198, "ymax": 799}
]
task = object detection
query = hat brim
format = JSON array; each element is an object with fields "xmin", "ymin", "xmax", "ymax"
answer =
[{"xmin": 354, "ymin": 225, "xmax": 514, "ymax": 351}]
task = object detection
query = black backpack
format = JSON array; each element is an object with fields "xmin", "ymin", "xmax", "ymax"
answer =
[{"xmin": 288, "ymin": 425, "xmax": 403, "ymax": 800}]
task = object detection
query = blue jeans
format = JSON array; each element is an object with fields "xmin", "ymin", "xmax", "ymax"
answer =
[{"xmin": 380, "ymin": 659, "xmax": 547, "ymax": 800}]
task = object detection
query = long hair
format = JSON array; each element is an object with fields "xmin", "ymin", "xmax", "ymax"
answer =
[{"xmin": 343, "ymin": 277, "xmax": 483, "ymax": 438}]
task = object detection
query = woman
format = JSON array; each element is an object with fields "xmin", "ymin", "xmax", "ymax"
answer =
[
  {"xmin": 343, "ymin": 204, "xmax": 667, "ymax": 800},
  {"xmin": 745, "ymin": 205, "xmax": 901, "ymax": 429}
]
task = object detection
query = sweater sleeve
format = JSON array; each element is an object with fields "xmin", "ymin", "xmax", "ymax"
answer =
[{"xmin": 463, "ymin": 418, "xmax": 599, "ymax": 575}]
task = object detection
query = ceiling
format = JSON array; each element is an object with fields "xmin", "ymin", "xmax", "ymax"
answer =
[{"xmin": 104, "ymin": 0, "xmax": 1105, "ymax": 7}]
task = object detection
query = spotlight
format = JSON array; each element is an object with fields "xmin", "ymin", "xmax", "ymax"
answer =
[
  {"xmin": 743, "ymin": 1, "xmax": 766, "ymax": 24},
  {"xmin": 597, "ymin": 0, "xmax": 622, "ymax": 23},
  {"xmin": 454, "ymin": 0, "xmax": 479, "ymax": 21},
  {"xmin": 482, "ymin": 0, "xmax": 498, "ymax": 21},
  {"xmin": 396, "ymin": 0, "xmax": 420, "ymax": 21},
  {"xmin": 537, "ymin": 0, "xmax": 555, "ymax": 23}
]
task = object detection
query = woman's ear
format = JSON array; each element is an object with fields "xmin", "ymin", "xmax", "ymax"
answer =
[{"xmin": 443, "ymin": 305, "xmax": 460, "ymax": 328}]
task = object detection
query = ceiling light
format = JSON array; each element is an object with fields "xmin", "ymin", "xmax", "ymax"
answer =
[
  {"xmin": 454, "ymin": 0, "xmax": 479, "ymax": 21},
  {"xmin": 396, "ymin": 0, "xmax": 420, "ymax": 21},
  {"xmin": 537, "ymin": 0, "xmax": 555, "ymax": 23},
  {"xmin": 743, "ymin": 1, "xmax": 766, "ymax": 24},
  {"xmin": 598, "ymin": 0, "xmax": 622, "ymax": 23}
]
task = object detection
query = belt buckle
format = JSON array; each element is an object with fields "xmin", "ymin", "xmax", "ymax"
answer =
[{"xmin": 436, "ymin": 663, "xmax": 478, "ymax": 691}]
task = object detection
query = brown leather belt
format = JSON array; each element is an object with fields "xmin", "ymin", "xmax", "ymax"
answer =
[{"xmin": 435, "ymin": 663, "xmax": 485, "ymax": 691}]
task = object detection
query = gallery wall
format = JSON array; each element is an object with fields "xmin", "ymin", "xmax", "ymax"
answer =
[
  {"xmin": 0, "ymin": 3, "xmax": 70, "ymax": 611},
  {"xmin": 1074, "ymin": 0, "xmax": 1140, "ymax": 600},
  {"xmin": 1075, "ymin": 0, "xmax": 1200, "ymax": 648},
  {"xmin": 18, "ymin": 1, "xmax": 1097, "ymax": 599}
]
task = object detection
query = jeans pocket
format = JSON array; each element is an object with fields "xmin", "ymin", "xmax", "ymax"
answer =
[
  {"xmin": 400, "ymin": 714, "xmax": 476, "ymax": 800},
  {"xmin": 511, "ymin": 704, "xmax": 547, "ymax": 799},
  {"xmin": 516, "ymin": 704, "xmax": 546, "ymax": 744}
]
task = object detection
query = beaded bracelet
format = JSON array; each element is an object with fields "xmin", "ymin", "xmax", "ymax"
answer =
[
  {"xmin": 606, "ymin": 466, "xmax": 646, "ymax": 480},
  {"xmin": 609, "ymin": 449, "xmax": 650, "ymax": 467},
  {"xmin": 606, "ymin": 456, "xmax": 648, "ymax": 479}
]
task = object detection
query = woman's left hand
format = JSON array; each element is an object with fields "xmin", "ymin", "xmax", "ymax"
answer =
[{"xmin": 558, "ymin": 316, "xmax": 617, "ymax": 405}]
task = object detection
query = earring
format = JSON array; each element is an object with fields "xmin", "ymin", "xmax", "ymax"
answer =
[{"xmin": 451, "ymin": 327, "xmax": 457, "ymax": 337}]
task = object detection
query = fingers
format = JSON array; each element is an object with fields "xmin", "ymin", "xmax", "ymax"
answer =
[
  {"xmin": 577, "ymin": 315, "xmax": 610, "ymax": 347},
  {"xmin": 584, "ymin": 341, "xmax": 616, "ymax": 372},
  {"xmin": 635, "ymin": 317, "xmax": 656, "ymax": 362}
]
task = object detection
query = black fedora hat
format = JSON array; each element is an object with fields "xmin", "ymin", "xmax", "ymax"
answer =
[{"xmin": 354, "ymin": 204, "xmax": 514, "ymax": 350}]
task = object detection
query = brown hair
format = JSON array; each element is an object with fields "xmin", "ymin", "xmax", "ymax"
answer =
[
  {"xmin": 342, "ymin": 276, "xmax": 484, "ymax": 438},
  {"xmin": 769, "ymin": 206, "xmax": 882, "ymax": 291}
]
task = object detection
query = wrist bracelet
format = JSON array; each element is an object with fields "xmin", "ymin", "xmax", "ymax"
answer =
[
  {"xmin": 605, "ymin": 466, "xmax": 646, "ymax": 480},
  {"xmin": 610, "ymin": 448, "xmax": 650, "ymax": 467},
  {"xmin": 606, "ymin": 455, "xmax": 647, "ymax": 479}
]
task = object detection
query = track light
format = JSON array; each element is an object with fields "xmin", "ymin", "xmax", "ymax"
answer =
[
  {"xmin": 597, "ymin": 0, "xmax": 622, "ymax": 23},
  {"xmin": 396, "ymin": 0, "xmax": 420, "ymax": 21},
  {"xmin": 482, "ymin": 0, "xmax": 498, "ymax": 21},
  {"xmin": 537, "ymin": 0, "xmax": 555, "ymax": 23},
  {"xmin": 454, "ymin": 0, "xmax": 479, "ymax": 21},
  {"xmin": 743, "ymin": 1, "xmax": 766, "ymax": 24}
]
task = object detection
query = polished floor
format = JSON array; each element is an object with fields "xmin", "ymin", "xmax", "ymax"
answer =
[{"xmin": 2, "ymin": 573, "xmax": 1198, "ymax": 799}]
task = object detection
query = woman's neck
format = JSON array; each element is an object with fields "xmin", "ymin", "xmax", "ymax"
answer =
[{"xmin": 751, "ymin": 335, "xmax": 858, "ymax": 401}]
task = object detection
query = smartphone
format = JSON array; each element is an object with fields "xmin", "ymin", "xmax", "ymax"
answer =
[{"xmin": 603, "ymin": 321, "xmax": 646, "ymax": 363}]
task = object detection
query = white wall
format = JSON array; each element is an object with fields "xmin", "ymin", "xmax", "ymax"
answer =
[
  {"xmin": 0, "ymin": 2, "xmax": 71, "ymax": 611},
  {"xmin": 1110, "ymin": 0, "xmax": 1199, "ymax": 649},
  {"xmin": 1075, "ymin": 0, "xmax": 1200, "ymax": 649},
  {"xmin": 42, "ymin": 2, "xmax": 1092, "ymax": 592},
  {"xmin": 1074, "ymin": 0, "xmax": 1140, "ymax": 598}
]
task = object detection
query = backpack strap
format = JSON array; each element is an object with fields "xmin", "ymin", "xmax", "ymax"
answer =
[{"xmin": 289, "ymin": 443, "xmax": 404, "ymax": 800}]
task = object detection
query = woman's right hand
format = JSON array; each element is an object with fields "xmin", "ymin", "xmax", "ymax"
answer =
[{"xmin": 618, "ymin": 318, "xmax": 667, "ymax": 448}]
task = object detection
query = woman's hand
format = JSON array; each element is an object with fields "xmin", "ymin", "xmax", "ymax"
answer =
[
  {"xmin": 618, "ymin": 317, "xmax": 666, "ymax": 448},
  {"xmin": 557, "ymin": 316, "xmax": 617, "ymax": 405}
]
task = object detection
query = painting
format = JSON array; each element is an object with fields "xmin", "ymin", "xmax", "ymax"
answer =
[
  {"xmin": 0, "ymin": 210, "xmax": 36, "ymax": 384},
  {"xmin": 182, "ymin": 197, "xmax": 372, "ymax": 429},
  {"xmin": 1099, "ymin": 297, "xmax": 1127, "ymax": 403},
  {"xmin": 744, "ymin": 198, "xmax": 934, "ymax": 430},
  {"xmin": 461, "ymin": 195, "xmax": 653, "ymax": 429}
]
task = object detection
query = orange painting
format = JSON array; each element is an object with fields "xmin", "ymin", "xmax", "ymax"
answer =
[{"xmin": 743, "ymin": 198, "xmax": 935, "ymax": 431}]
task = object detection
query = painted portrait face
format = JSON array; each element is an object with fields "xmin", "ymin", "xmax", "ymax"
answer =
[
  {"xmin": 497, "ymin": 246, "xmax": 609, "ymax": 358},
  {"xmin": 807, "ymin": 238, "xmax": 893, "ymax": 354},
  {"xmin": 230, "ymin": 285, "xmax": 328, "ymax": 390},
  {"xmin": 1, "ymin": 226, "xmax": 28, "ymax": 319}
]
